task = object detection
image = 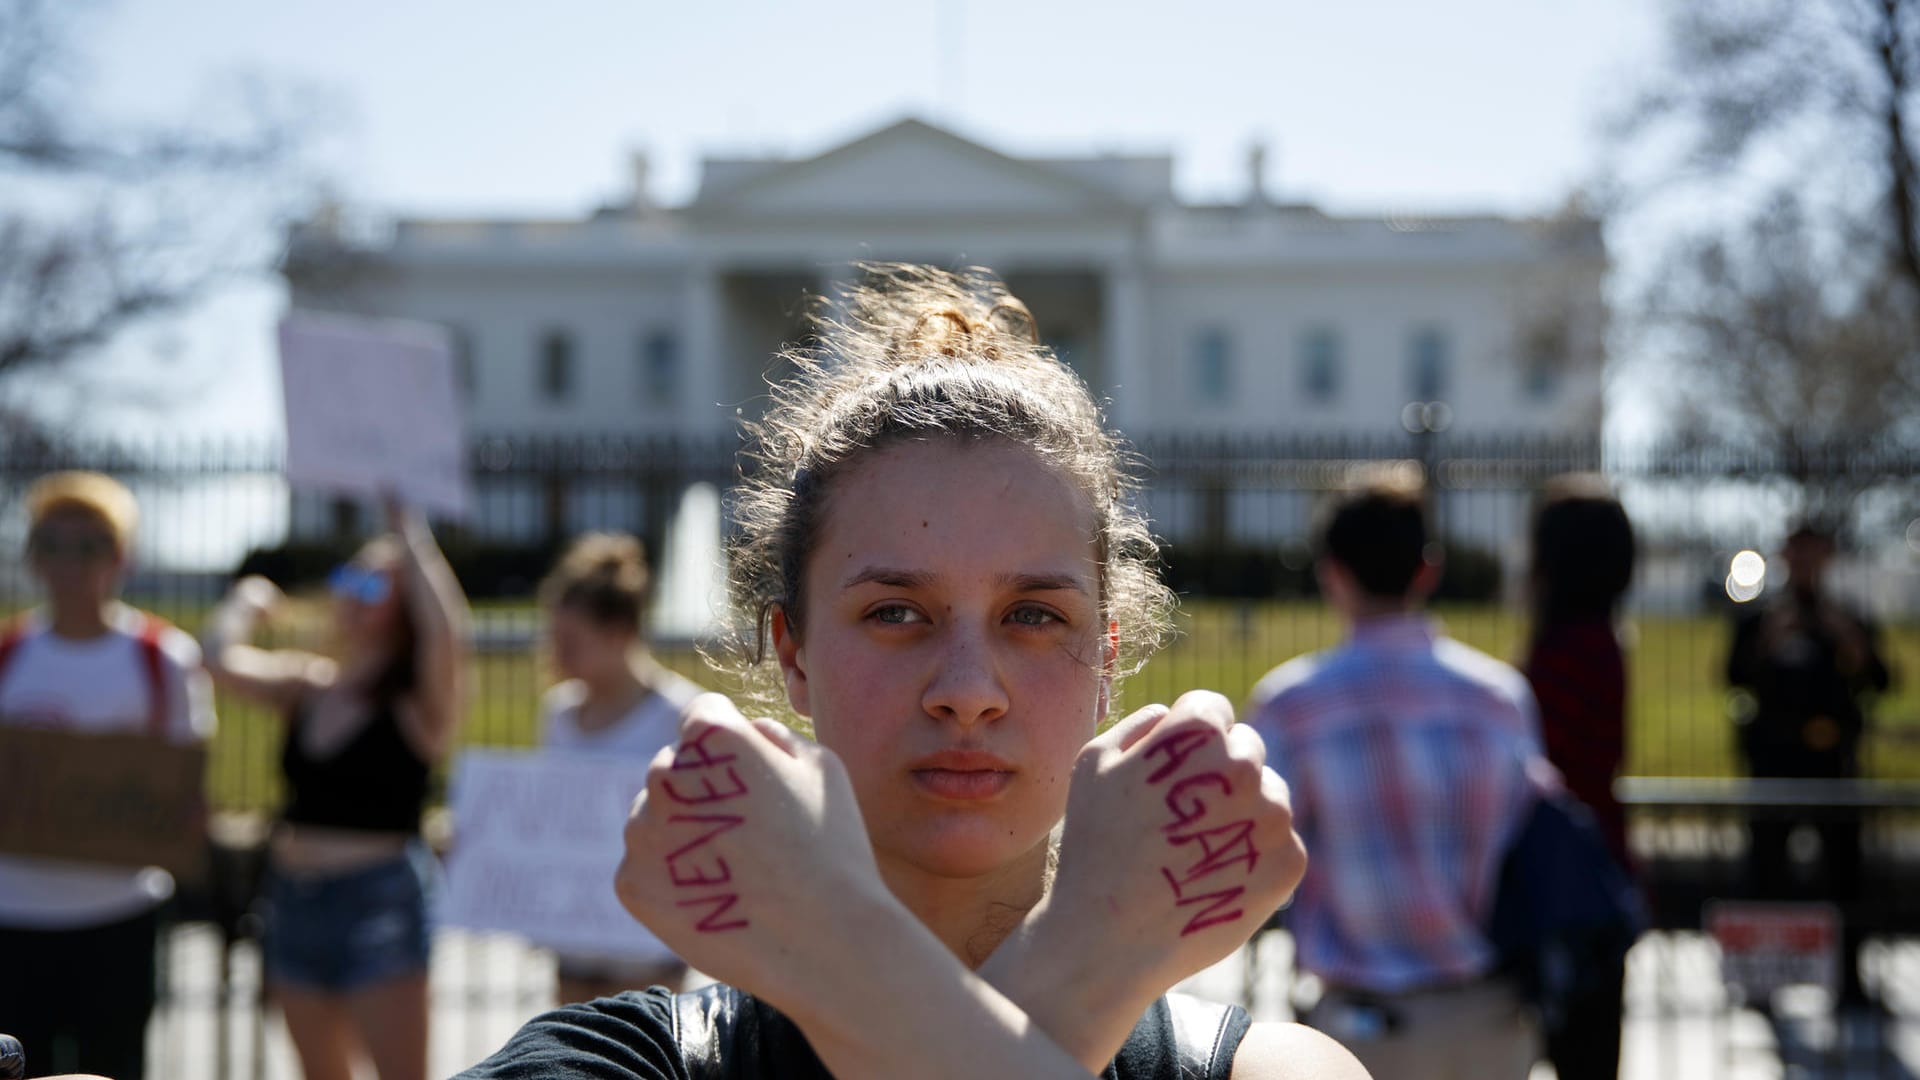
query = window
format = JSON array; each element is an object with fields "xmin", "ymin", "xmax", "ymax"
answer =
[
  {"xmin": 1521, "ymin": 321, "xmax": 1566, "ymax": 401},
  {"xmin": 1408, "ymin": 327, "xmax": 1450, "ymax": 401},
  {"xmin": 1193, "ymin": 328, "xmax": 1233, "ymax": 405},
  {"xmin": 539, "ymin": 329, "xmax": 574, "ymax": 401},
  {"xmin": 1299, "ymin": 327, "xmax": 1342, "ymax": 404},
  {"xmin": 641, "ymin": 330, "xmax": 679, "ymax": 404},
  {"xmin": 449, "ymin": 326, "xmax": 477, "ymax": 401}
]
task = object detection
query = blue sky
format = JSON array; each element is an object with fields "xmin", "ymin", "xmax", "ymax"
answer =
[{"xmin": 69, "ymin": 0, "xmax": 1663, "ymax": 437}]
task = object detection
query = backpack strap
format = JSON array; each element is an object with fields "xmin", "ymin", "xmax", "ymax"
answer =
[
  {"xmin": 136, "ymin": 614, "xmax": 173, "ymax": 737},
  {"xmin": 0, "ymin": 614, "xmax": 32, "ymax": 695}
]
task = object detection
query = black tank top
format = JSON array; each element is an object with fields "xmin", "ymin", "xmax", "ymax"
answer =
[
  {"xmin": 280, "ymin": 694, "xmax": 431, "ymax": 833},
  {"xmin": 454, "ymin": 984, "xmax": 1253, "ymax": 1079}
]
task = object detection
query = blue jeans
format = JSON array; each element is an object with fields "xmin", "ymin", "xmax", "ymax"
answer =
[{"xmin": 262, "ymin": 842, "xmax": 436, "ymax": 992}]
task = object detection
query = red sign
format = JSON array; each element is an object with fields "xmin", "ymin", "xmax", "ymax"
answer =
[{"xmin": 1706, "ymin": 901, "xmax": 1841, "ymax": 1002}]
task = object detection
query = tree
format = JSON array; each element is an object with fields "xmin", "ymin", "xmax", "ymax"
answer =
[
  {"xmin": 0, "ymin": 0, "xmax": 323, "ymax": 444},
  {"xmin": 1618, "ymin": 0, "xmax": 1920, "ymax": 525}
]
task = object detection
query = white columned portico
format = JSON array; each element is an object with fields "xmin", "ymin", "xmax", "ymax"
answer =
[
  {"xmin": 1102, "ymin": 260, "xmax": 1148, "ymax": 436},
  {"xmin": 682, "ymin": 263, "xmax": 723, "ymax": 434}
]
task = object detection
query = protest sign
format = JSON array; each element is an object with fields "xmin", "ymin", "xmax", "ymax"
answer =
[
  {"xmin": 0, "ymin": 726, "xmax": 207, "ymax": 884},
  {"xmin": 279, "ymin": 310, "xmax": 470, "ymax": 519},
  {"xmin": 441, "ymin": 750, "xmax": 672, "ymax": 960},
  {"xmin": 1707, "ymin": 900, "xmax": 1841, "ymax": 1002}
]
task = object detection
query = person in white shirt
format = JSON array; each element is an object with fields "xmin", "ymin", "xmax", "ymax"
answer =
[
  {"xmin": 0, "ymin": 471, "xmax": 214, "ymax": 1080},
  {"xmin": 536, "ymin": 533, "xmax": 702, "ymax": 1003}
]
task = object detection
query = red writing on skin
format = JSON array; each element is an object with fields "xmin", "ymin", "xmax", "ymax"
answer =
[
  {"xmin": 1142, "ymin": 728, "xmax": 1262, "ymax": 936},
  {"xmin": 1158, "ymin": 871, "xmax": 1249, "ymax": 934},
  {"xmin": 663, "ymin": 768, "xmax": 749, "ymax": 805},
  {"xmin": 665, "ymin": 813, "xmax": 745, "ymax": 887},
  {"xmin": 671, "ymin": 727, "xmax": 739, "ymax": 770},
  {"xmin": 1143, "ymin": 727, "xmax": 1212, "ymax": 784},
  {"xmin": 677, "ymin": 890, "xmax": 749, "ymax": 933},
  {"xmin": 1168, "ymin": 817, "xmax": 1259, "ymax": 880},
  {"xmin": 662, "ymin": 726, "xmax": 751, "ymax": 931},
  {"xmin": 665, "ymin": 727, "xmax": 750, "ymax": 804},
  {"xmin": 1164, "ymin": 772, "xmax": 1232, "ymax": 830}
]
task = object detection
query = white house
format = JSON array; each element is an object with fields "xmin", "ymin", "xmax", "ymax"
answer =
[{"xmin": 283, "ymin": 117, "xmax": 1606, "ymax": 548}]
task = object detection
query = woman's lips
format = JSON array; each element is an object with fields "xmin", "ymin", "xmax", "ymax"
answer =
[
  {"xmin": 910, "ymin": 749, "xmax": 1015, "ymax": 801},
  {"xmin": 912, "ymin": 768, "xmax": 1014, "ymax": 800}
]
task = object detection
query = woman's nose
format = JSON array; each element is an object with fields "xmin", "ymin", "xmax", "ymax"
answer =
[{"xmin": 921, "ymin": 624, "xmax": 1010, "ymax": 728}]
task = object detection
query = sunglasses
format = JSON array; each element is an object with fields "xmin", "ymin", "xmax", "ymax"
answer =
[
  {"xmin": 328, "ymin": 564, "xmax": 393, "ymax": 605},
  {"xmin": 28, "ymin": 530, "xmax": 118, "ymax": 563}
]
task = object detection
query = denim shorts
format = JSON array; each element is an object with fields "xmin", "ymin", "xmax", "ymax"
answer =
[{"xmin": 261, "ymin": 842, "xmax": 436, "ymax": 992}]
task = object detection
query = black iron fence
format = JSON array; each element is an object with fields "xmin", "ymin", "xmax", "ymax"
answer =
[
  {"xmin": 9, "ymin": 431, "xmax": 1920, "ymax": 1076},
  {"xmin": 7, "ymin": 431, "xmax": 1920, "ymax": 805}
]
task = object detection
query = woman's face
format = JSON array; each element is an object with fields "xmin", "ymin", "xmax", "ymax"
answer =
[
  {"xmin": 331, "ymin": 547, "xmax": 403, "ymax": 649},
  {"xmin": 775, "ymin": 439, "xmax": 1109, "ymax": 881},
  {"xmin": 28, "ymin": 507, "xmax": 125, "ymax": 617},
  {"xmin": 547, "ymin": 604, "xmax": 634, "ymax": 682}
]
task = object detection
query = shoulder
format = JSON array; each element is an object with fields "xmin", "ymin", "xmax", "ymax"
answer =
[
  {"xmin": 152, "ymin": 622, "xmax": 204, "ymax": 673},
  {"xmin": 540, "ymin": 681, "xmax": 586, "ymax": 721},
  {"xmin": 1, "ymin": 608, "xmax": 45, "ymax": 640},
  {"xmin": 104, "ymin": 605, "xmax": 198, "ymax": 668},
  {"xmin": 1249, "ymin": 651, "xmax": 1332, "ymax": 712},
  {"xmin": 537, "ymin": 682, "xmax": 587, "ymax": 748},
  {"xmin": 652, "ymin": 668, "xmax": 704, "ymax": 711},
  {"xmin": 1433, "ymin": 638, "xmax": 1535, "ymax": 712},
  {"xmin": 1229, "ymin": 1020, "xmax": 1370, "ymax": 1079},
  {"xmin": 453, "ymin": 987, "xmax": 684, "ymax": 1079},
  {"xmin": 0, "ymin": 610, "xmax": 46, "ymax": 658}
]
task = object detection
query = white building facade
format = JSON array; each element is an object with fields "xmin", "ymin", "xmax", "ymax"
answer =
[{"xmin": 284, "ymin": 118, "xmax": 1606, "ymax": 547}]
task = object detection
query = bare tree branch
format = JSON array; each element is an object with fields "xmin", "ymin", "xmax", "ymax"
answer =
[{"xmin": 0, "ymin": 0, "xmax": 327, "ymax": 428}]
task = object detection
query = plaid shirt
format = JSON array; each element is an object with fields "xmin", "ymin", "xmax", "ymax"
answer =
[{"xmin": 1247, "ymin": 613, "xmax": 1546, "ymax": 994}]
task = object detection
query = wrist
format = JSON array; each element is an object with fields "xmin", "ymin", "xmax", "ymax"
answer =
[
  {"xmin": 982, "ymin": 893, "xmax": 1164, "ymax": 1068},
  {"xmin": 772, "ymin": 884, "xmax": 931, "ymax": 1036},
  {"xmin": 1024, "ymin": 891, "xmax": 1165, "ymax": 1009}
]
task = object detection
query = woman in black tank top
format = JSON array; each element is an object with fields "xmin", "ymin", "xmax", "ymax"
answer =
[
  {"xmin": 462, "ymin": 269, "xmax": 1364, "ymax": 1079},
  {"xmin": 205, "ymin": 496, "xmax": 470, "ymax": 1080}
]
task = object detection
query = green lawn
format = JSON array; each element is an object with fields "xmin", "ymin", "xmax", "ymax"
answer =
[{"xmin": 20, "ymin": 598, "xmax": 1920, "ymax": 813}]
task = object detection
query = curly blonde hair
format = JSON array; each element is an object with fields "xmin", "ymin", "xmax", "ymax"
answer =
[{"xmin": 716, "ymin": 264, "xmax": 1173, "ymax": 711}]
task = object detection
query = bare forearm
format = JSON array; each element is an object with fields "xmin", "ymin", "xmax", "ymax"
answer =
[
  {"xmin": 396, "ymin": 511, "xmax": 469, "ymax": 644},
  {"xmin": 200, "ymin": 595, "xmax": 262, "ymax": 674},
  {"xmin": 781, "ymin": 893, "xmax": 1095, "ymax": 1080},
  {"xmin": 975, "ymin": 895, "xmax": 1165, "ymax": 1071},
  {"xmin": 394, "ymin": 512, "xmax": 471, "ymax": 736}
]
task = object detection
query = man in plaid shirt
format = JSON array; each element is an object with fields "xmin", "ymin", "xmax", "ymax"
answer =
[{"xmin": 1247, "ymin": 475, "xmax": 1547, "ymax": 1079}]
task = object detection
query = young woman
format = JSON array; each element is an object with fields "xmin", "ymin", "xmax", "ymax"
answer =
[
  {"xmin": 1522, "ymin": 474, "xmax": 1637, "ymax": 1080},
  {"xmin": 0, "ymin": 472, "xmax": 214, "ymax": 1080},
  {"xmin": 460, "ymin": 267, "xmax": 1365, "ymax": 1079},
  {"xmin": 202, "ymin": 497, "xmax": 470, "ymax": 1080},
  {"xmin": 537, "ymin": 532, "xmax": 703, "ymax": 1002}
]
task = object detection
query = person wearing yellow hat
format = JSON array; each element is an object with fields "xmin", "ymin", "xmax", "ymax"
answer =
[{"xmin": 0, "ymin": 471, "xmax": 214, "ymax": 1080}]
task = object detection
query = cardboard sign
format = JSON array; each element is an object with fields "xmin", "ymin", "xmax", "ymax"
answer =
[
  {"xmin": 279, "ymin": 310, "xmax": 471, "ymax": 520},
  {"xmin": 440, "ymin": 750, "xmax": 674, "ymax": 961},
  {"xmin": 1707, "ymin": 900, "xmax": 1841, "ymax": 1001},
  {"xmin": 0, "ymin": 726, "xmax": 208, "ymax": 883}
]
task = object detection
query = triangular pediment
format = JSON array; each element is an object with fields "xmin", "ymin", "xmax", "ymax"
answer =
[{"xmin": 694, "ymin": 119, "xmax": 1128, "ymax": 219}]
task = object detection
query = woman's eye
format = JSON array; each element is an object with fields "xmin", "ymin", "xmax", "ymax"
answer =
[
  {"xmin": 1009, "ymin": 606, "xmax": 1062, "ymax": 627},
  {"xmin": 870, "ymin": 604, "xmax": 925, "ymax": 625}
]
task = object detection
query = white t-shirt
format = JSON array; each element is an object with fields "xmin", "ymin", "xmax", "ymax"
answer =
[
  {"xmin": 539, "ymin": 671, "xmax": 699, "ymax": 760},
  {"xmin": 0, "ymin": 603, "xmax": 215, "ymax": 929},
  {"xmin": 539, "ymin": 670, "xmax": 699, "ymax": 971}
]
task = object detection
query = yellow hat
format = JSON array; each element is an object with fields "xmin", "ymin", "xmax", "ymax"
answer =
[{"xmin": 26, "ymin": 471, "xmax": 139, "ymax": 554}]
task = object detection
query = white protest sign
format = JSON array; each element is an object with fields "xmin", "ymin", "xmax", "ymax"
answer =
[
  {"xmin": 279, "ymin": 310, "xmax": 470, "ymax": 519},
  {"xmin": 441, "ymin": 750, "xmax": 674, "ymax": 961},
  {"xmin": 1707, "ymin": 900, "xmax": 1841, "ymax": 1003}
]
